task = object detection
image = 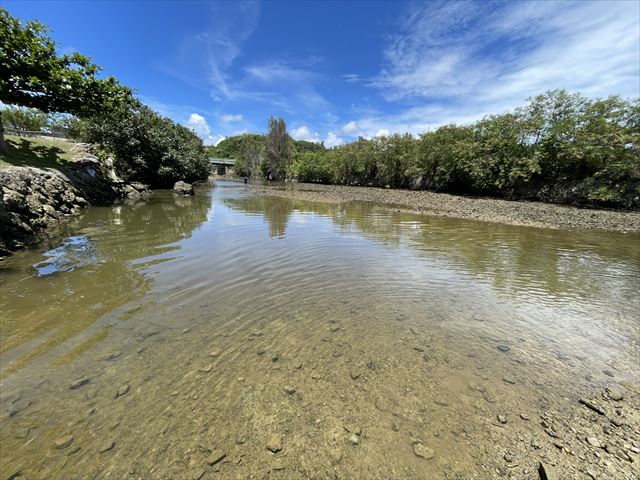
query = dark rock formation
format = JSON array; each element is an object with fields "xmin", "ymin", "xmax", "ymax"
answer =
[{"xmin": 0, "ymin": 157, "xmax": 149, "ymax": 257}]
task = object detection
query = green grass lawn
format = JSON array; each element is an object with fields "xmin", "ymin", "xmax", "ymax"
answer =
[{"xmin": 0, "ymin": 134, "xmax": 75, "ymax": 170}]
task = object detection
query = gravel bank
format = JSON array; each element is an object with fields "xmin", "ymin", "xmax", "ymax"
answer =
[{"xmin": 250, "ymin": 182, "xmax": 640, "ymax": 233}]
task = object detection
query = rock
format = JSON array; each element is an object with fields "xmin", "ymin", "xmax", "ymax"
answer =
[
  {"xmin": 198, "ymin": 364, "xmax": 213, "ymax": 373},
  {"xmin": 69, "ymin": 377, "xmax": 90, "ymax": 390},
  {"xmin": 192, "ymin": 469, "xmax": 206, "ymax": 480},
  {"xmin": 413, "ymin": 443, "xmax": 435, "ymax": 460},
  {"xmin": 4, "ymin": 465, "xmax": 22, "ymax": 480},
  {"xmin": 54, "ymin": 434, "xmax": 74, "ymax": 449},
  {"xmin": 497, "ymin": 415, "xmax": 508, "ymax": 424},
  {"xmin": 104, "ymin": 351, "xmax": 122, "ymax": 361},
  {"xmin": 579, "ymin": 398, "xmax": 605, "ymax": 415},
  {"xmin": 497, "ymin": 345, "xmax": 510, "ymax": 353},
  {"xmin": 348, "ymin": 433, "xmax": 360, "ymax": 445},
  {"xmin": 606, "ymin": 387, "xmax": 624, "ymax": 401},
  {"xmin": 266, "ymin": 434, "xmax": 282, "ymax": 453},
  {"xmin": 586, "ymin": 437, "xmax": 604, "ymax": 448},
  {"xmin": 349, "ymin": 371, "xmax": 361, "ymax": 380},
  {"xmin": 99, "ymin": 441, "xmax": 115, "ymax": 453},
  {"xmin": 115, "ymin": 384, "xmax": 130, "ymax": 398},
  {"xmin": 1, "ymin": 162, "xmax": 148, "ymax": 257},
  {"xmin": 538, "ymin": 461, "xmax": 558, "ymax": 480},
  {"xmin": 209, "ymin": 351, "xmax": 220, "ymax": 358},
  {"xmin": 283, "ymin": 386, "xmax": 296, "ymax": 395},
  {"xmin": 502, "ymin": 377, "xmax": 517, "ymax": 384},
  {"xmin": 206, "ymin": 451, "xmax": 226, "ymax": 465},
  {"xmin": 603, "ymin": 369, "xmax": 614, "ymax": 377},
  {"xmin": 173, "ymin": 181, "xmax": 194, "ymax": 195}
]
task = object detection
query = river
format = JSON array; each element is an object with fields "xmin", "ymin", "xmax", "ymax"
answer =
[{"xmin": 1, "ymin": 180, "xmax": 638, "ymax": 479}]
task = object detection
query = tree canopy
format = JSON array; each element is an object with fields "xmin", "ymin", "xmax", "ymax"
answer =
[{"xmin": 0, "ymin": 8, "xmax": 132, "ymax": 116}]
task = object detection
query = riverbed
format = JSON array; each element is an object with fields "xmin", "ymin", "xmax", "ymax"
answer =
[{"xmin": 1, "ymin": 181, "xmax": 638, "ymax": 479}]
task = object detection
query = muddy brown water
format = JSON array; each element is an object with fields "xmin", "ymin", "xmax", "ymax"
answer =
[{"xmin": 1, "ymin": 181, "xmax": 639, "ymax": 479}]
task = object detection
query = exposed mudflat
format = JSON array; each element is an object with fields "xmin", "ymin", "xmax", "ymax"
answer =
[{"xmin": 250, "ymin": 182, "xmax": 640, "ymax": 232}]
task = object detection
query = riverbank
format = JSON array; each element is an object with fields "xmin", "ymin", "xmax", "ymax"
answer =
[
  {"xmin": 249, "ymin": 182, "xmax": 640, "ymax": 233},
  {"xmin": 0, "ymin": 140, "xmax": 149, "ymax": 256}
]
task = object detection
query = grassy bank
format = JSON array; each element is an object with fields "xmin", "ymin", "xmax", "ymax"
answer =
[{"xmin": 0, "ymin": 134, "xmax": 74, "ymax": 169}]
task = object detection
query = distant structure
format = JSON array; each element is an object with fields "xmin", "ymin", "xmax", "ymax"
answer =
[{"xmin": 209, "ymin": 158, "xmax": 235, "ymax": 176}]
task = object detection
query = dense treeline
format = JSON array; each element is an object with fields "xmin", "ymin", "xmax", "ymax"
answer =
[
  {"xmin": 209, "ymin": 130, "xmax": 324, "ymax": 179},
  {"xmin": 1, "ymin": 8, "xmax": 209, "ymax": 187},
  {"xmin": 290, "ymin": 91, "xmax": 639, "ymax": 209},
  {"xmin": 75, "ymin": 102, "xmax": 210, "ymax": 187}
]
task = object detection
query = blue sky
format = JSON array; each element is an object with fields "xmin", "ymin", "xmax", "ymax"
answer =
[{"xmin": 6, "ymin": 0, "xmax": 640, "ymax": 146}]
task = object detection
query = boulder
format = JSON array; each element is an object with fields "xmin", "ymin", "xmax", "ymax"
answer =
[{"xmin": 173, "ymin": 181, "xmax": 194, "ymax": 196}]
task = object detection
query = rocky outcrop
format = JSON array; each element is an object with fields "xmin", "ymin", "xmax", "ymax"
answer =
[
  {"xmin": 0, "ymin": 149, "xmax": 149, "ymax": 257},
  {"xmin": 173, "ymin": 181, "xmax": 194, "ymax": 196}
]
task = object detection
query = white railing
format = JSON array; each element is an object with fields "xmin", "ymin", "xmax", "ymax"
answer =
[{"xmin": 4, "ymin": 127, "xmax": 68, "ymax": 139}]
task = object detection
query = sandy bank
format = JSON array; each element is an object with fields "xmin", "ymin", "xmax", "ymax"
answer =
[{"xmin": 249, "ymin": 182, "xmax": 640, "ymax": 233}]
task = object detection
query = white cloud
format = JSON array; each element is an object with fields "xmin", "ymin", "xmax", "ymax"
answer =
[
  {"xmin": 341, "ymin": 121, "xmax": 359, "ymax": 135},
  {"xmin": 336, "ymin": 0, "xmax": 640, "ymax": 140},
  {"xmin": 291, "ymin": 126, "xmax": 322, "ymax": 143},
  {"xmin": 341, "ymin": 73, "xmax": 362, "ymax": 83},
  {"xmin": 324, "ymin": 132, "xmax": 344, "ymax": 148},
  {"xmin": 220, "ymin": 114, "xmax": 244, "ymax": 123},
  {"xmin": 374, "ymin": 129, "xmax": 390, "ymax": 138},
  {"xmin": 185, "ymin": 113, "xmax": 224, "ymax": 146}
]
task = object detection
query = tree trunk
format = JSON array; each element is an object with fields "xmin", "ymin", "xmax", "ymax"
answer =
[{"xmin": 0, "ymin": 111, "xmax": 8, "ymax": 156}]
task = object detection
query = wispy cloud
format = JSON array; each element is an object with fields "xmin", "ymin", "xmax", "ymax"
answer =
[
  {"xmin": 346, "ymin": 0, "xmax": 640, "ymax": 139},
  {"xmin": 220, "ymin": 114, "xmax": 244, "ymax": 123},
  {"xmin": 161, "ymin": 1, "xmax": 261, "ymax": 100}
]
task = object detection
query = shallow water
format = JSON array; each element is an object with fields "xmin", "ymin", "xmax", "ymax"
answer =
[{"xmin": 1, "ymin": 181, "xmax": 639, "ymax": 479}]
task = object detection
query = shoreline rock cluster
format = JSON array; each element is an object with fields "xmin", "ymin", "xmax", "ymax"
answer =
[{"xmin": 0, "ymin": 144, "xmax": 149, "ymax": 257}]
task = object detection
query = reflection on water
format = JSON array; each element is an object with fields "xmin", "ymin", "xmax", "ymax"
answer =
[
  {"xmin": 1, "ymin": 181, "xmax": 638, "ymax": 479},
  {"xmin": 33, "ymin": 236, "xmax": 99, "ymax": 277},
  {"xmin": 0, "ymin": 190, "xmax": 212, "ymax": 373}
]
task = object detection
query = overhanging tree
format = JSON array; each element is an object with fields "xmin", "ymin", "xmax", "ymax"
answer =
[{"xmin": 0, "ymin": 7, "xmax": 132, "ymax": 154}]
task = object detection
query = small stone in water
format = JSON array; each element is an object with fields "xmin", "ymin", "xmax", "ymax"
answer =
[
  {"xmin": 266, "ymin": 434, "xmax": 282, "ymax": 453},
  {"xmin": 206, "ymin": 451, "xmax": 226, "ymax": 465},
  {"xmin": 538, "ymin": 461, "xmax": 559, "ymax": 480},
  {"xmin": 606, "ymin": 387, "xmax": 624, "ymax": 401},
  {"xmin": 413, "ymin": 443, "xmax": 435, "ymax": 460},
  {"xmin": 69, "ymin": 377, "xmax": 90, "ymax": 390},
  {"xmin": 115, "ymin": 384, "xmax": 130, "ymax": 398},
  {"xmin": 192, "ymin": 469, "xmax": 206, "ymax": 480},
  {"xmin": 587, "ymin": 437, "xmax": 604, "ymax": 448},
  {"xmin": 54, "ymin": 434, "xmax": 74, "ymax": 449},
  {"xmin": 497, "ymin": 415, "xmax": 508, "ymax": 424},
  {"xmin": 99, "ymin": 441, "xmax": 115, "ymax": 453}
]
